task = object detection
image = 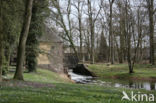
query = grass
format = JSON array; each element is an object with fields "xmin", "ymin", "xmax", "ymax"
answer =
[
  {"xmin": 6, "ymin": 69, "xmax": 71, "ymax": 83},
  {"xmin": 1, "ymin": 82, "xmax": 155, "ymax": 103},
  {"xmin": 88, "ymin": 63, "xmax": 156, "ymax": 82},
  {"xmin": 0, "ymin": 67, "xmax": 156, "ymax": 103}
]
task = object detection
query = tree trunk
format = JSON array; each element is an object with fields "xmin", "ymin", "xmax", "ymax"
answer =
[
  {"xmin": 118, "ymin": 1, "xmax": 124, "ymax": 63},
  {"xmin": 0, "ymin": 0, "xmax": 3, "ymax": 81},
  {"xmin": 127, "ymin": 23, "xmax": 133, "ymax": 73},
  {"xmin": 147, "ymin": 0, "xmax": 155, "ymax": 65},
  {"xmin": 125, "ymin": 0, "xmax": 134, "ymax": 74},
  {"xmin": 14, "ymin": 0, "xmax": 34, "ymax": 80},
  {"xmin": 0, "ymin": 36, "xmax": 2, "ymax": 81},
  {"xmin": 88, "ymin": 0, "xmax": 95, "ymax": 64},
  {"xmin": 78, "ymin": 0, "xmax": 83, "ymax": 62},
  {"xmin": 119, "ymin": 10, "xmax": 124, "ymax": 63},
  {"xmin": 109, "ymin": 0, "xmax": 115, "ymax": 64},
  {"xmin": 90, "ymin": 25, "xmax": 95, "ymax": 64},
  {"xmin": 127, "ymin": 26, "xmax": 134, "ymax": 74},
  {"xmin": 0, "ymin": 33, "xmax": 3, "ymax": 82}
]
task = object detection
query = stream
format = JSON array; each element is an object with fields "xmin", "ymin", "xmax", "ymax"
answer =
[{"xmin": 68, "ymin": 70, "xmax": 156, "ymax": 91}]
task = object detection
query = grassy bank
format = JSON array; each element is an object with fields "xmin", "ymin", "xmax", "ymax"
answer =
[
  {"xmin": 88, "ymin": 63, "xmax": 156, "ymax": 82},
  {"xmin": 6, "ymin": 69, "xmax": 71, "ymax": 84},
  {"xmin": 0, "ymin": 68, "xmax": 156, "ymax": 103}
]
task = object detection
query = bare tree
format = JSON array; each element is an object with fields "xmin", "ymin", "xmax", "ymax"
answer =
[
  {"xmin": 83, "ymin": 21, "xmax": 91, "ymax": 61},
  {"xmin": 50, "ymin": 0, "xmax": 78, "ymax": 56},
  {"xmin": 135, "ymin": 4, "xmax": 146, "ymax": 63},
  {"xmin": 100, "ymin": 1, "xmax": 110, "ymax": 62},
  {"xmin": 98, "ymin": 27, "xmax": 108, "ymax": 62},
  {"xmin": 109, "ymin": 0, "xmax": 115, "ymax": 64},
  {"xmin": 14, "ymin": 0, "xmax": 34, "ymax": 80},
  {"xmin": 72, "ymin": 0, "xmax": 85, "ymax": 61},
  {"xmin": 124, "ymin": 0, "xmax": 135, "ymax": 73},
  {"xmin": 87, "ymin": 0, "xmax": 94, "ymax": 64},
  {"xmin": 116, "ymin": 0, "xmax": 126, "ymax": 63},
  {"xmin": 87, "ymin": 0, "xmax": 101, "ymax": 64},
  {"xmin": 48, "ymin": 0, "xmax": 154, "ymax": 69},
  {"xmin": 67, "ymin": 0, "xmax": 72, "ymax": 41},
  {"xmin": 146, "ymin": 0, "xmax": 155, "ymax": 65}
]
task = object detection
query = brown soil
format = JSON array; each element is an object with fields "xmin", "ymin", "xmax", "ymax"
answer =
[{"xmin": 111, "ymin": 75, "xmax": 156, "ymax": 82}]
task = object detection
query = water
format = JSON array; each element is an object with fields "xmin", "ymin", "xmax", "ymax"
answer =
[
  {"xmin": 69, "ymin": 71, "xmax": 156, "ymax": 91},
  {"xmin": 68, "ymin": 70, "xmax": 93, "ymax": 84}
]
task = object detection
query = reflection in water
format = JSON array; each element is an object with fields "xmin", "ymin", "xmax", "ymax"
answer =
[
  {"xmin": 144, "ymin": 83, "xmax": 151, "ymax": 90},
  {"xmin": 129, "ymin": 81, "xmax": 133, "ymax": 88},
  {"xmin": 150, "ymin": 83, "xmax": 155, "ymax": 90},
  {"xmin": 69, "ymin": 71, "xmax": 156, "ymax": 91},
  {"xmin": 114, "ymin": 82, "xmax": 155, "ymax": 91}
]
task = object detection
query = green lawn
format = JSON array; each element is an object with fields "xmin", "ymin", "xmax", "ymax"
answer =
[
  {"xmin": 1, "ymin": 83, "xmax": 155, "ymax": 103},
  {"xmin": 0, "ymin": 68, "xmax": 156, "ymax": 103},
  {"xmin": 6, "ymin": 69, "xmax": 71, "ymax": 84},
  {"xmin": 88, "ymin": 63, "xmax": 156, "ymax": 82}
]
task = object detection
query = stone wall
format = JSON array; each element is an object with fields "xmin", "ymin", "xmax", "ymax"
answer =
[{"xmin": 37, "ymin": 42, "xmax": 64, "ymax": 73}]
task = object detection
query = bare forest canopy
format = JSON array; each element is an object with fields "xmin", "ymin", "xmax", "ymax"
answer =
[{"xmin": 49, "ymin": 0, "xmax": 156, "ymax": 67}]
